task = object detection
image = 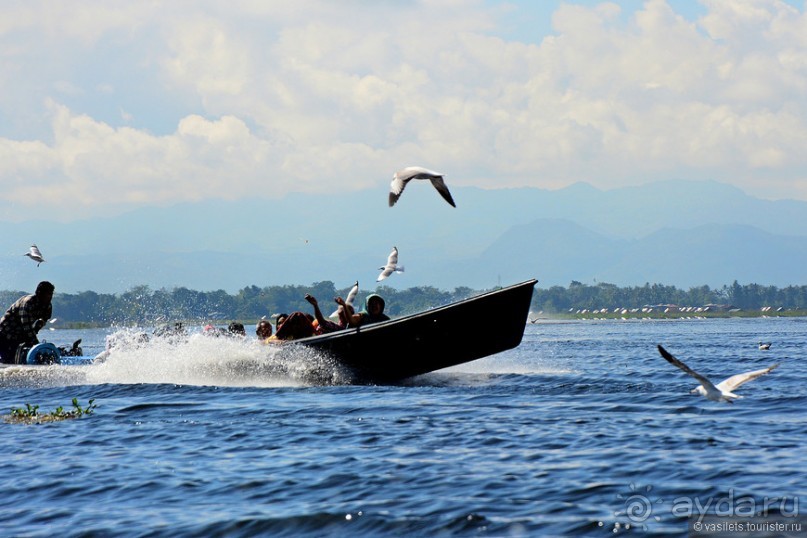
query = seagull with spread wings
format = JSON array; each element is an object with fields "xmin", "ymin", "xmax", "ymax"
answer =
[
  {"xmin": 377, "ymin": 247, "xmax": 404, "ymax": 282},
  {"xmin": 657, "ymin": 344, "xmax": 779, "ymax": 403},
  {"xmin": 24, "ymin": 244, "xmax": 45, "ymax": 266},
  {"xmin": 389, "ymin": 166, "xmax": 456, "ymax": 208}
]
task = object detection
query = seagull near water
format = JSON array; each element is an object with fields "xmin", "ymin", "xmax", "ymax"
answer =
[
  {"xmin": 389, "ymin": 166, "xmax": 456, "ymax": 208},
  {"xmin": 657, "ymin": 344, "xmax": 779, "ymax": 403},
  {"xmin": 377, "ymin": 247, "xmax": 404, "ymax": 282},
  {"xmin": 24, "ymin": 244, "xmax": 45, "ymax": 266},
  {"xmin": 759, "ymin": 341, "xmax": 772, "ymax": 350}
]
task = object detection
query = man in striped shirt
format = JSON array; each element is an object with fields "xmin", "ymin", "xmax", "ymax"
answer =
[{"xmin": 0, "ymin": 281, "xmax": 54, "ymax": 364}]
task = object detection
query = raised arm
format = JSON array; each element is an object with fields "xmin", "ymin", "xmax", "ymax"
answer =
[
  {"xmin": 305, "ymin": 294, "xmax": 328, "ymax": 326},
  {"xmin": 335, "ymin": 296, "xmax": 361, "ymax": 327}
]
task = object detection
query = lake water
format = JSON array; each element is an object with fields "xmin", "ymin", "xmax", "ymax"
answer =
[{"xmin": 1, "ymin": 317, "xmax": 805, "ymax": 537}]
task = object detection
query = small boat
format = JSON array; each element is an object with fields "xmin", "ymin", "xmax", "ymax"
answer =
[
  {"xmin": 2, "ymin": 339, "xmax": 90, "ymax": 366},
  {"xmin": 290, "ymin": 279, "xmax": 537, "ymax": 383}
]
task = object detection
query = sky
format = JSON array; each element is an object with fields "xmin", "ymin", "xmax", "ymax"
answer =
[{"xmin": 1, "ymin": 0, "xmax": 806, "ymax": 222}]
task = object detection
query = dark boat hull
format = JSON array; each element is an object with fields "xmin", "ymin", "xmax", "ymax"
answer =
[{"xmin": 293, "ymin": 279, "xmax": 537, "ymax": 383}]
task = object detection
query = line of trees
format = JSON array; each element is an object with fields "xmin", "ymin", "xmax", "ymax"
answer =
[
  {"xmin": 1, "ymin": 280, "xmax": 805, "ymax": 326},
  {"xmin": 533, "ymin": 280, "xmax": 807, "ymax": 313},
  {"xmin": 0, "ymin": 282, "xmax": 477, "ymax": 326}
]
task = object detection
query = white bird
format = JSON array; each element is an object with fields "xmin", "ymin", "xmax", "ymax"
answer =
[
  {"xmin": 759, "ymin": 341, "xmax": 772, "ymax": 350},
  {"xmin": 377, "ymin": 246, "xmax": 404, "ymax": 281},
  {"xmin": 330, "ymin": 281, "xmax": 359, "ymax": 318},
  {"xmin": 24, "ymin": 244, "xmax": 45, "ymax": 266},
  {"xmin": 389, "ymin": 166, "xmax": 456, "ymax": 208},
  {"xmin": 657, "ymin": 345, "xmax": 779, "ymax": 403}
]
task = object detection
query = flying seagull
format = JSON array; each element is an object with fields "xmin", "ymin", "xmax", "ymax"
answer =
[
  {"xmin": 24, "ymin": 244, "xmax": 45, "ymax": 266},
  {"xmin": 657, "ymin": 344, "xmax": 779, "ymax": 403},
  {"xmin": 377, "ymin": 247, "xmax": 404, "ymax": 282},
  {"xmin": 330, "ymin": 281, "xmax": 359, "ymax": 318},
  {"xmin": 389, "ymin": 166, "xmax": 456, "ymax": 208}
]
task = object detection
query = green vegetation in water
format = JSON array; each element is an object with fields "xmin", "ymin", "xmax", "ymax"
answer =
[{"xmin": 5, "ymin": 398, "xmax": 97, "ymax": 425}]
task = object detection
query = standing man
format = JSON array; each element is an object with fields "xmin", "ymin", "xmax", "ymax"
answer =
[{"xmin": 0, "ymin": 281, "xmax": 54, "ymax": 364}]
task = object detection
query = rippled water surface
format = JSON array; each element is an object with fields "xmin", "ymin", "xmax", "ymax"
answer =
[{"xmin": 1, "ymin": 318, "xmax": 804, "ymax": 536}]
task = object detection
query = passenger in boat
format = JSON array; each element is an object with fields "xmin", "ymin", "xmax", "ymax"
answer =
[
  {"xmin": 275, "ymin": 313, "xmax": 288, "ymax": 332},
  {"xmin": 255, "ymin": 320, "xmax": 273, "ymax": 341},
  {"xmin": 336, "ymin": 293, "xmax": 390, "ymax": 328},
  {"xmin": 203, "ymin": 324, "xmax": 218, "ymax": 335},
  {"xmin": 304, "ymin": 294, "xmax": 344, "ymax": 334},
  {"xmin": 153, "ymin": 322, "xmax": 191, "ymax": 347},
  {"xmin": 271, "ymin": 311, "xmax": 316, "ymax": 341},
  {"xmin": 0, "ymin": 281, "xmax": 54, "ymax": 364},
  {"xmin": 227, "ymin": 322, "xmax": 246, "ymax": 337},
  {"xmin": 154, "ymin": 322, "xmax": 187, "ymax": 339}
]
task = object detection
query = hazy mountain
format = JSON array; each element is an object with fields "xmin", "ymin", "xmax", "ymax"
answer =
[
  {"xmin": 2, "ymin": 179, "xmax": 806, "ymax": 293},
  {"xmin": 460, "ymin": 219, "xmax": 807, "ymax": 289}
]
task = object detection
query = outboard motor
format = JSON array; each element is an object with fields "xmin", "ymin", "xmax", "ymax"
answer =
[{"xmin": 25, "ymin": 342, "xmax": 61, "ymax": 365}]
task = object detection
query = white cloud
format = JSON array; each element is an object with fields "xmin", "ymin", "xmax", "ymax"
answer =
[
  {"xmin": 162, "ymin": 17, "xmax": 252, "ymax": 97},
  {"xmin": 0, "ymin": 0, "xmax": 806, "ymax": 220}
]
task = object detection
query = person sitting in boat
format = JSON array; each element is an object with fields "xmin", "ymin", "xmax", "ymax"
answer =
[
  {"xmin": 274, "ymin": 313, "xmax": 288, "ymax": 333},
  {"xmin": 154, "ymin": 322, "xmax": 187, "ymax": 340},
  {"xmin": 0, "ymin": 281, "xmax": 54, "ymax": 364},
  {"xmin": 255, "ymin": 320, "xmax": 273, "ymax": 341},
  {"xmin": 268, "ymin": 311, "xmax": 316, "ymax": 341},
  {"xmin": 336, "ymin": 293, "xmax": 390, "ymax": 328},
  {"xmin": 227, "ymin": 322, "xmax": 246, "ymax": 337},
  {"xmin": 203, "ymin": 324, "xmax": 220, "ymax": 336}
]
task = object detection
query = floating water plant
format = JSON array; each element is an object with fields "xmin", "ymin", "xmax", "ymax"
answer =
[{"xmin": 5, "ymin": 398, "xmax": 97, "ymax": 424}]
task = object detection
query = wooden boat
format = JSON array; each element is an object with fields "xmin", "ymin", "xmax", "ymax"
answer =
[{"xmin": 291, "ymin": 279, "xmax": 537, "ymax": 383}]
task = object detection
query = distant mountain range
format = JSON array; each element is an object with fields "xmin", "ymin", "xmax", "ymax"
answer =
[{"xmin": 2, "ymin": 179, "xmax": 806, "ymax": 293}]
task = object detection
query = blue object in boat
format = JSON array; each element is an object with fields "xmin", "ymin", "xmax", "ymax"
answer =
[{"xmin": 26, "ymin": 342, "xmax": 61, "ymax": 365}]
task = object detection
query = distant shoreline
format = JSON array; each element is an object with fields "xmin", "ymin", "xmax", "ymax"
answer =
[
  {"xmin": 51, "ymin": 309, "xmax": 807, "ymax": 330},
  {"xmin": 535, "ymin": 309, "xmax": 807, "ymax": 321}
]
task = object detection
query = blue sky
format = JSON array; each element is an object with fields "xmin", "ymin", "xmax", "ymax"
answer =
[
  {"xmin": 489, "ymin": 0, "xmax": 708, "ymax": 42},
  {"xmin": 1, "ymin": 0, "xmax": 806, "ymax": 222}
]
